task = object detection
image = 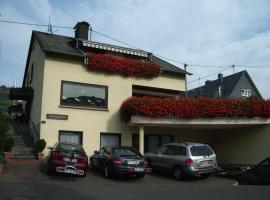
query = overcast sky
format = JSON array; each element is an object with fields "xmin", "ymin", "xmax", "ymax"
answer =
[{"xmin": 1, "ymin": 0, "xmax": 270, "ymax": 98}]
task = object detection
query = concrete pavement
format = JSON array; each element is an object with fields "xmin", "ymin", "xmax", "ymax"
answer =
[{"xmin": 0, "ymin": 161, "xmax": 269, "ymax": 200}]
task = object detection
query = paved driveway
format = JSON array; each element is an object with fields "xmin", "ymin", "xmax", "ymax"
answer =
[{"xmin": 0, "ymin": 161, "xmax": 270, "ymax": 200}]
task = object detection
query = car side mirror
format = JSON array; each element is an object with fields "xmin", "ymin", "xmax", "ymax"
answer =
[
  {"xmin": 94, "ymin": 150, "xmax": 99, "ymax": 154},
  {"xmin": 47, "ymin": 146, "xmax": 53, "ymax": 151}
]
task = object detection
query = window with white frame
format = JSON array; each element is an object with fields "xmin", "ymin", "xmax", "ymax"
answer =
[
  {"xmin": 59, "ymin": 131, "xmax": 83, "ymax": 145},
  {"xmin": 241, "ymin": 89, "xmax": 251, "ymax": 97},
  {"xmin": 100, "ymin": 133, "xmax": 121, "ymax": 148}
]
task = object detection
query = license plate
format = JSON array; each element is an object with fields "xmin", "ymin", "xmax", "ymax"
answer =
[
  {"xmin": 127, "ymin": 160, "xmax": 140, "ymax": 165},
  {"xmin": 134, "ymin": 168, "xmax": 144, "ymax": 172},
  {"xmin": 200, "ymin": 160, "xmax": 212, "ymax": 166},
  {"xmin": 64, "ymin": 168, "xmax": 77, "ymax": 174}
]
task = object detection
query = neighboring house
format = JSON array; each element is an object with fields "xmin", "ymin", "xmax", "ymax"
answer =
[
  {"xmin": 188, "ymin": 71, "xmax": 262, "ymax": 99},
  {"xmin": 9, "ymin": 21, "xmax": 270, "ymax": 165}
]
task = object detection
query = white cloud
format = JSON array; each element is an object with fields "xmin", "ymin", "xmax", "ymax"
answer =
[{"xmin": 0, "ymin": 0, "xmax": 270, "ymax": 98}]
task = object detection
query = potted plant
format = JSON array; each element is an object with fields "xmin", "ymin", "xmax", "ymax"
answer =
[
  {"xmin": 35, "ymin": 139, "xmax": 46, "ymax": 161},
  {"xmin": 0, "ymin": 112, "xmax": 10, "ymax": 161},
  {"xmin": 0, "ymin": 154, "xmax": 6, "ymax": 175},
  {"xmin": 3, "ymin": 137, "xmax": 14, "ymax": 160}
]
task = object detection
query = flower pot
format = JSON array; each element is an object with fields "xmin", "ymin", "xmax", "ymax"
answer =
[
  {"xmin": 37, "ymin": 153, "xmax": 44, "ymax": 161},
  {"xmin": 4, "ymin": 152, "xmax": 14, "ymax": 160}
]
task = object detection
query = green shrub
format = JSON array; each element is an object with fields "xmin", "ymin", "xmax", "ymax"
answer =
[
  {"xmin": 4, "ymin": 137, "xmax": 14, "ymax": 152},
  {"xmin": 0, "ymin": 154, "xmax": 6, "ymax": 164},
  {"xmin": 35, "ymin": 139, "xmax": 46, "ymax": 153},
  {"xmin": 0, "ymin": 113, "xmax": 9, "ymax": 154}
]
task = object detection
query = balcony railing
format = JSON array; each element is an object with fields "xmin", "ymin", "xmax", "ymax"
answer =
[{"xmin": 120, "ymin": 96, "xmax": 270, "ymax": 122}]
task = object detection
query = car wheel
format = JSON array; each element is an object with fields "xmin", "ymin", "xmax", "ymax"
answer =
[
  {"xmin": 89, "ymin": 159, "xmax": 94, "ymax": 170},
  {"xmin": 82, "ymin": 170, "xmax": 87, "ymax": 177},
  {"xmin": 173, "ymin": 166, "xmax": 183, "ymax": 180},
  {"xmin": 104, "ymin": 165, "xmax": 111, "ymax": 178},
  {"xmin": 46, "ymin": 166, "xmax": 54, "ymax": 175}
]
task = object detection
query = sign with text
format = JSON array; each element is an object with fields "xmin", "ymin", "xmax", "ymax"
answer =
[{"xmin": 46, "ymin": 114, "xmax": 68, "ymax": 120}]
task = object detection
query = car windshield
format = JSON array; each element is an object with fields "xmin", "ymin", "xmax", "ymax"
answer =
[
  {"xmin": 57, "ymin": 143, "xmax": 85, "ymax": 154},
  {"xmin": 113, "ymin": 148, "xmax": 140, "ymax": 157},
  {"xmin": 190, "ymin": 145, "xmax": 214, "ymax": 156}
]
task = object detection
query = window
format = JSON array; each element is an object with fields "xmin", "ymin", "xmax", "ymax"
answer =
[
  {"xmin": 146, "ymin": 135, "xmax": 173, "ymax": 152},
  {"xmin": 257, "ymin": 159, "xmax": 270, "ymax": 169},
  {"xmin": 241, "ymin": 89, "xmax": 251, "ymax": 97},
  {"xmin": 59, "ymin": 131, "xmax": 82, "ymax": 145},
  {"xmin": 100, "ymin": 133, "xmax": 121, "ymax": 148},
  {"xmin": 132, "ymin": 134, "xmax": 173, "ymax": 153},
  {"xmin": 157, "ymin": 145, "xmax": 167, "ymax": 154},
  {"xmin": 190, "ymin": 145, "xmax": 214, "ymax": 156},
  {"xmin": 61, "ymin": 81, "xmax": 108, "ymax": 109},
  {"xmin": 167, "ymin": 145, "xmax": 186, "ymax": 156}
]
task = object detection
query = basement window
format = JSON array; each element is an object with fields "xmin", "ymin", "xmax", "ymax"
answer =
[
  {"xmin": 241, "ymin": 89, "xmax": 251, "ymax": 97},
  {"xmin": 60, "ymin": 81, "xmax": 108, "ymax": 109}
]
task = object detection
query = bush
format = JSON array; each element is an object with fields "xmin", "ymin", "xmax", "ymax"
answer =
[
  {"xmin": 0, "ymin": 154, "xmax": 6, "ymax": 164},
  {"xmin": 35, "ymin": 139, "xmax": 46, "ymax": 153},
  {"xmin": 0, "ymin": 113, "xmax": 9, "ymax": 154},
  {"xmin": 4, "ymin": 137, "xmax": 14, "ymax": 152}
]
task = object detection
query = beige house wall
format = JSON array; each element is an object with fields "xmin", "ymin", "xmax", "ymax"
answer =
[{"xmin": 39, "ymin": 56, "xmax": 185, "ymax": 155}]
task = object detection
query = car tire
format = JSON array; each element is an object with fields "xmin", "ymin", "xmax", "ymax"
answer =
[
  {"xmin": 173, "ymin": 166, "xmax": 183, "ymax": 180},
  {"xmin": 82, "ymin": 170, "xmax": 88, "ymax": 177},
  {"xmin": 46, "ymin": 166, "xmax": 54, "ymax": 175},
  {"xmin": 89, "ymin": 159, "xmax": 94, "ymax": 170},
  {"xmin": 104, "ymin": 165, "xmax": 111, "ymax": 178}
]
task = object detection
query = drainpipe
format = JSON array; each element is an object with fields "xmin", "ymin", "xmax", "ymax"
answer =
[{"xmin": 184, "ymin": 64, "xmax": 188, "ymax": 97}]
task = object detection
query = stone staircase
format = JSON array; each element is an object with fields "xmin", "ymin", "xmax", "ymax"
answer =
[{"xmin": 8, "ymin": 123, "xmax": 36, "ymax": 159}]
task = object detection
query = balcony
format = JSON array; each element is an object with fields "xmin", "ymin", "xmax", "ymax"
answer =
[{"xmin": 120, "ymin": 96, "xmax": 270, "ymax": 129}]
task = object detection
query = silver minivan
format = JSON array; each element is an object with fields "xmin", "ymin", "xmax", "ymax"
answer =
[{"xmin": 144, "ymin": 142, "xmax": 218, "ymax": 179}]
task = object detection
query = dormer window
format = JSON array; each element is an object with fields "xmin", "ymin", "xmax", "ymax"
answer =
[{"xmin": 241, "ymin": 89, "xmax": 251, "ymax": 97}]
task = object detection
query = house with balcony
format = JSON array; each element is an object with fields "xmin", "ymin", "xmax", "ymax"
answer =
[{"xmin": 10, "ymin": 21, "xmax": 270, "ymax": 165}]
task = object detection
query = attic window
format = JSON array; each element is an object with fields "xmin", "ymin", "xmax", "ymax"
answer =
[{"xmin": 241, "ymin": 89, "xmax": 251, "ymax": 97}]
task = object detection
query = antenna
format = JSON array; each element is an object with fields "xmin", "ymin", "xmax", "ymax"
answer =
[
  {"xmin": 48, "ymin": 15, "xmax": 53, "ymax": 34},
  {"xmin": 89, "ymin": 24, "xmax": 92, "ymax": 41},
  {"xmin": 232, "ymin": 64, "xmax": 235, "ymax": 74}
]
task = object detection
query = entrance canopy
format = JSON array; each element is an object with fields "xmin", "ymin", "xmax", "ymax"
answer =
[{"xmin": 9, "ymin": 87, "xmax": 34, "ymax": 101}]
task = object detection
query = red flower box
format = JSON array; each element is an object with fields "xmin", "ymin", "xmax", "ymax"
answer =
[
  {"xmin": 85, "ymin": 53, "xmax": 160, "ymax": 78},
  {"xmin": 120, "ymin": 96, "xmax": 270, "ymax": 122}
]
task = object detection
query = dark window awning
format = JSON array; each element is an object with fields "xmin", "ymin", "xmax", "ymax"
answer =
[{"xmin": 9, "ymin": 87, "xmax": 34, "ymax": 101}]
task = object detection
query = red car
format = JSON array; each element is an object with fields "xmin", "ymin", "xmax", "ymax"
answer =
[{"xmin": 45, "ymin": 142, "xmax": 88, "ymax": 177}]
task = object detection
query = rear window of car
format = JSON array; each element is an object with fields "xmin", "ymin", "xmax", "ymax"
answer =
[
  {"xmin": 113, "ymin": 148, "xmax": 140, "ymax": 157},
  {"xmin": 190, "ymin": 145, "xmax": 214, "ymax": 156},
  {"xmin": 57, "ymin": 143, "xmax": 85, "ymax": 154}
]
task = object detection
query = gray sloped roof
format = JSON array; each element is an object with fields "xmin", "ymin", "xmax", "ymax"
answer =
[
  {"xmin": 32, "ymin": 31, "xmax": 188, "ymax": 75},
  {"xmin": 188, "ymin": 70, "xmax": 251, "ymax": 97}
]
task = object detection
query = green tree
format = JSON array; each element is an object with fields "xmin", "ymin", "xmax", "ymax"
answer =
[{"xmin": 0, "ymin": 112, "xmax": 9, "ymax": 154}]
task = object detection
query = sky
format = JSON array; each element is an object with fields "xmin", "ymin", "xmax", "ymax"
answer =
[{"xmin": 0, "ymin": 0, "xmax": 270, "ymax": 98}]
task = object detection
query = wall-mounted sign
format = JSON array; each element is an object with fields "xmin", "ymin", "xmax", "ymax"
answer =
[{"xmin": 46, "ymin": 114, "xmax": 68, "ymax": 120}]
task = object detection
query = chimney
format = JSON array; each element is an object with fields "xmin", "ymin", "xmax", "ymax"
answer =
[
  {"xmin": 218, "ymin": 73, "xmax": 223, "ymax": 86},
  {"xmin": 74, "ymin": 21, "xmax": 90, "ymax": 40}
]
